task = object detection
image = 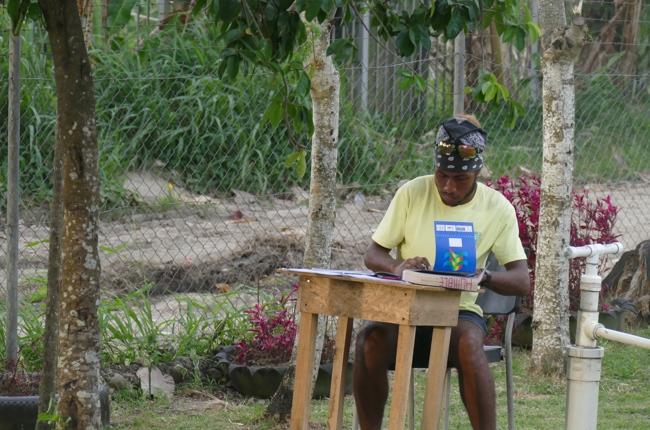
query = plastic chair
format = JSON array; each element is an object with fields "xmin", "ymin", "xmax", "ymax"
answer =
[{"xmin": 352, "ymin": 251, "xmax": 525, "ymax": 430}]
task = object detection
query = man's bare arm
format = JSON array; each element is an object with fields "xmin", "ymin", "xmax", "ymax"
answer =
[
  {"xmin": 364, "ymin": 241, "xmax": 431, "ymax": 275},
  {"xmin": 482, "ymin": 259, "xmax": 530, "ymax": 297}
]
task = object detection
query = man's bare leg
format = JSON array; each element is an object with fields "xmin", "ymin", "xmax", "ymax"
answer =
[
  {"xmin": 448, "ymin": 320, "xmax": 496, "ymax": 430},
  {"xmin": 353, "ymin": 322, "xmax": 399, "ymax": 430}
]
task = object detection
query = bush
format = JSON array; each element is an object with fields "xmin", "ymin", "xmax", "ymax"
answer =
[{"xmin": 489, "ymin": 173, "xmax": 619, "ymax": 314}]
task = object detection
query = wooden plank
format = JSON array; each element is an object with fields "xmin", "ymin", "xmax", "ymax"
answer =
[
  {"xmin": 327, "ymin": 316, "xmax": 354, "ymax": 430},
  {"xmin": 298, "ymin": 277, "xmax": 460, "ymax": 326},
  {"xmin": 421, "ymin": 327, "xmax": 452, "ymax": 430},
  {"xmin": 290, "ymin": 312, "xmax": 319, "ymax": 430},
  {"xmin": 388, "ymin": 325, "xmax": 416, "ymax": 430}
]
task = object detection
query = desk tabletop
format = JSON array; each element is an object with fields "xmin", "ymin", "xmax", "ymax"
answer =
[{"xmin": 277, "ymin": 267, "xmax": 448, "ymax": 292}]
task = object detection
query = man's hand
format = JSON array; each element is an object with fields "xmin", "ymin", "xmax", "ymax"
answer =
[
  {"xmin": 394, "ymin": 257, "xmax": 431, "ymax": 275},
  {"xmin": 364, "ymin": 241, "xmax": 431, "ymax": 275}
]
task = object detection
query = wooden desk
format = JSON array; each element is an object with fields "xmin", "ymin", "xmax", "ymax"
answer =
[{"xmin": 279, "ymin": 269, "xmax": 462, "ymax": 430}]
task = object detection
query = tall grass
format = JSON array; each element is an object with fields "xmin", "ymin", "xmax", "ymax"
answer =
[{"xmin": 2, "ymin": 15, "xmax": 649, "ymax": 218}]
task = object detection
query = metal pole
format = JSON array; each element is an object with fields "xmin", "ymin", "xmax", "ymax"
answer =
[
  {"xmin": 361, "ymin": 12, "xmax": 370, "ymax": 112},
  {"xmin": 453, "ymin": 34, "xmax": 465, "ymax": 116},
  {"xmin": 6, "ymin": 31, "xmax": 22, "ymax": 368},
  {"xmin": 158, "ymin": 0, "xmax": 170, "ymax": 28}
]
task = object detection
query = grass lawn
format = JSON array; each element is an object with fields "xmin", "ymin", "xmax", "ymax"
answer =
[{"xmin": 110, "ymin": 327, "xmax": 650, "ymax": 429}]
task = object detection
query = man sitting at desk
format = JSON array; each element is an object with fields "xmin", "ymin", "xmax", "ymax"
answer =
[{"xmin": 354, "ymin": 115, "xmax": 530, "ymax": 430}]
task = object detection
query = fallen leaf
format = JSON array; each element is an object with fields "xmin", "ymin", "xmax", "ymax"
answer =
[{"xmin": 216, "ymin": 283, "xmax": 232, "ymax": 293}]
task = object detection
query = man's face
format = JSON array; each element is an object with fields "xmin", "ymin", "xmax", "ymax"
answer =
[{"xmin": 434, "ymin": 169, "xmax": 479, "ymax": 206}]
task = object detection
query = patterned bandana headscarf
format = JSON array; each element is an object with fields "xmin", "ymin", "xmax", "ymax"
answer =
[{"xmin": 434, "ymin": 117, "xmax": 488, "ymax": 172}]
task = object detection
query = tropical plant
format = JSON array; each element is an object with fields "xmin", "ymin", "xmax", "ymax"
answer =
[{"xmin": 489, "ymin": 173, "xmax": 619, "ymax": 314}]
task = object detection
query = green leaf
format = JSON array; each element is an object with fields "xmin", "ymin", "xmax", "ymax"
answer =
[
  {"xmin": 409, "ymin": 27, "xmax": 421, "ymax": 47},
  {"xmin": 285, "ymin": 151, "xmax": 300, "ymax": 168},
  {"xmin": 445, "ymin": 7, "xmax": 464, "ymax": 40},
  {"xmin": 226, "ymin": 55, "xmax": 240, "ymax": 80},
  {"xmin": 326, "ymin": 39, "xmax": 358, "ymax": 67},
  {"xmin": 297, "ymin": 149, "xmax": 307, "ymax": 178},
  {"xmin": 395, "ymin": 30, "xmax": 415, "ymax": 57},
  {"xmin": 399, "ymin": 76, "xmax": 414, "ymax": 91},
  {"xmin": 514, "ymin": 27, "xmax": 527, "ymax": 51},
  {"xmin": 217, "ymin": 58, "xmax": 228, "ymax": 79},
  {"xmin": 224, "ymin": 27, "xmax": 244, "ymax": 43},
  {"xmin": 216, "ymin": 0, "xmax": 242, "ymax": 25},
  {"xmin": 419, "ymin": 25, "xmax": 432, "ymax": 52},
  {"xmin": 484, "ymin": 84, "xmax": 498, "ymax": 102},
  {"xmin": 527, "ymin": 22, "xmax": 542, "ymax": 44},
  {"xmin": 414, "ymin": 75, "xmax": 427, "ymax": 93},
  {"xmin": 303, "ymin": 0, "xmax": 323, "ymax": 21},
  {"xmin": 263, "ymin": 99, "xmax": 284, "ymax": 127},
  {"xmin": 502, "ymin": 27, "xmax": 517, "ymax": 43},
  {"xmin": 497, "ymin": 83, "xmax": 510, "ymax": 101},
  {"xmin": 297, "ymin": 72, "xmax": 311, "ymax": 96},
  {"xmin": 396, "ymin": 69, "xmax": 414, "ymax": 78},
  {"xmin": 321, "ymin": 0, "xmax": 334, "ymax": 14}
]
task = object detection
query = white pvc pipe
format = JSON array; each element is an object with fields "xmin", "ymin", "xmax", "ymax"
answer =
[
  {"xmin": 584, "ymin": 322, "xmax": 650, "ymax": 350},
  {"xmin": 565, "ymin": 242, "xmax": 623, "ymax": 259}
]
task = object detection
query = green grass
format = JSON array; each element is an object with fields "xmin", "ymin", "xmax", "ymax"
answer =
[{"xmin": 109, "ymin": 326, "xmax": 650, "ymax": 429}]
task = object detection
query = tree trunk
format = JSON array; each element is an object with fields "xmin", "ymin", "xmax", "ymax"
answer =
[
  {"xmin": 619, "ymin": 0, "xmax": 641, "ymax": 74},
  {"xmin": 39, "ymin": 1, "xmax": 102, "ymax": 428},
  {"xmin": 489, "ymin": 20, "xmax": 512, "ymax": 92},
  {"xmin": 532, "ymin": 2, "xmax": 587, "ymax": 375},
  {"xmin": 266, "ymin": 18, "xmax": 340, "ymax": 420},
  {"xmin": 36, "ymin": 133, "xmax": 64, "ymax": 430}
]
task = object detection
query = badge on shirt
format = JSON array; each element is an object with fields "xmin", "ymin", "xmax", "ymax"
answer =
[{"xmin": 433, "ymin": 221, "xmax": 477, "ymax": 275}]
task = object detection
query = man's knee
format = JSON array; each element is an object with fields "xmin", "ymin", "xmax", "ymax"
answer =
[
  {"xmin": 355, "ymin": 323, "xmax": 396, "ymax": 369},
  {"xmin": 450, "ymin": 321, "xmax": 487, "ymax": 367}
]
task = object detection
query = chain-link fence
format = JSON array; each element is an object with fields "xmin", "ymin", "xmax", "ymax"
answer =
[{"xmin": 1, "ymin": 2, "xmax": 649, "ymax": 362}]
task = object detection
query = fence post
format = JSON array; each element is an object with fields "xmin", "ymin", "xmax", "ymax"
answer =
[
  {"xmin": 6, "ymin": 31, "xmax": 22, "ymax": 368},
  {"xmin": 453, "ymin": 34, "xmax": 465, "ymax": 115},
  {"xmin": 360, "ymin": 11, "xmax": 370, "ymax": 112},
  {"xmin": 158, "ymin": 0, "xmax": 171, "ymax": 26}
]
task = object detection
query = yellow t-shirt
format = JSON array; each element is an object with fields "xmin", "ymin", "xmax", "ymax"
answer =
[{"xmin": 372, "ymin": 175, "xmax": 527, "ymax": 316}]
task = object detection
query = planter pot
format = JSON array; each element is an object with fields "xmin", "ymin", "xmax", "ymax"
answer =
[
  {"xmin": 0, "ymin": 385, "xmax": 110, "ymax": 430},
  {"xmin": 228, "ymin": 361, "xmax": 354, "ymax": 399}
]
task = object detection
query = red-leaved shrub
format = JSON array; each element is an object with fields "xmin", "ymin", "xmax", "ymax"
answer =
[{"xmin": 485, "ymin": 173, "xmax": 619, "ymax": 343}]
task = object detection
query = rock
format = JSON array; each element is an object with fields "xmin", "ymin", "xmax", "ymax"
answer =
[
  {"xmin": 133, "ymin": 357, "xmax": 148, "ymax": 366},
  {"xmin": 204, "ymin": 366, "xmax": 224, "ymax": 382},
  {"xmin": 603, "ymin": 240, "xmax": 650, "ymax": 324},
  {"xmin": 137, "ymin": 366, "xmax": 175, "ymax": 399},
  {"xmin": 162, "ymin": 356, "xmax": 194, "ymax": 384},
  {"xmin": 108, "ymin": 373, "xmax": 131, "ymax": 391}
]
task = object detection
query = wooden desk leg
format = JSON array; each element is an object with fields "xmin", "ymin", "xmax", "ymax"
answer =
[
  {"xmin": 421, "ymin": 326, "xmax": 452, "ymax": 430},
  {"xmin": 388, "ymin": 324, "xmax": 416, "ymax": 430},
  {"xmin": 290, "ymin": 312, "xmax": 319, "ymax": 430},
  {"xmin": 327, "ymin": 316, "xmax": 354, "ymax": 430}
]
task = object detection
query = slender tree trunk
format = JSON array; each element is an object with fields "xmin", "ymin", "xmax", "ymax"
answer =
[
  {"xmin": 266, "ymin": 18, "xmax": 340, "ymax": 420},
  {"xmin": 489, "ymin": 20, "xmax": 511, "ymax": 91},
  {"xmin": 36, "ymin": 138, "xmax": 64, "ymax": 430},
  {"xmin": 39, "ymin": 1, "xmax": 102, "ymax": 428},
  {"xmin": 532, "ymin": 1, "xmax": 587, "ymax": 375}
]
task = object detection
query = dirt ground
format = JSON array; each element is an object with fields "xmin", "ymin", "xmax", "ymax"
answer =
[{"xmin": 1, "ymin": 173, "xmax": 649, "ymax": 302}]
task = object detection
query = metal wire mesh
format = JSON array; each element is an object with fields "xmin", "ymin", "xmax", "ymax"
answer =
[{"xmin": 1, "ymin": 2, "xmax": 649, "ymax": 353}]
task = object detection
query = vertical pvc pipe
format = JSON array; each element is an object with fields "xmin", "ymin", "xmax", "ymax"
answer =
[
  {"xmin": 575, "ymin": 254, "xmax": 601, "ymax": 348},
  {"xmin": 565, "ymin": 346, "xmax": 604, "ymax": 430},
  {"xmin": 6, "ymin": 31, "xmax": 22, "ymax": 367}
]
